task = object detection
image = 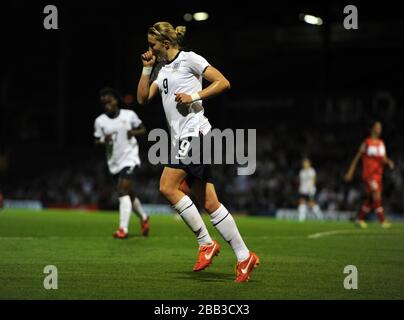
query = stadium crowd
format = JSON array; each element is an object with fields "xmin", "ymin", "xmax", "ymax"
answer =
[{"xmin": 3, "ymin": 124, "xmax": 404, "ymax": 216}]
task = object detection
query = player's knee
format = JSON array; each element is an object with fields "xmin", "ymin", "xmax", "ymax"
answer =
[
  {"xmin": 159, "ymin": 182, "xmax": 174, "ymax": 198},
  {"xmin": 117, "ymin": 188, "xmax": 130, "ymax": 197},
  {"xmin": 204, "ymin": 198, "xmax": 220, "ymax": 214}
]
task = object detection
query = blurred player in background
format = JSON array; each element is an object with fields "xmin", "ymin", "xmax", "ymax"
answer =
[
  {"xmin": 298, "ymin": 158, "xmax": 323, "ymax": 221},
  {"xmin": 137, "ymin": 22, "xmax": 259, "ymax": 282},
  {"xmin": 94, "ymin": 87, "xmax": 150, "ymax": 238},
  {"xmin": 344, "ymin": 121, "xmax": 394, "ymax": 229}
]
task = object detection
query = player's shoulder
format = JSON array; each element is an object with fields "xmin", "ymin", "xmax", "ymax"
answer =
[
  {"xmin": 364, "ymin": 137, "xmax": 373, "ymax": 145},
  {"xmin": 182, "ymin": 50, "xmax": 205, "ymax": 60},
  {"xmin": 120, "ymin": 108, "xmax": 132, "ymax": 114},
  {"xmin": 95, "ymin": 113, "xmax": 108, "ymax": 123},
  {"xmin": 182, "ymin": 50, "xmax": 197, "ymax": 57},
  {"xmin": 122, "ymin": 108, "xmax": 142, "ymax": 119},
  {"xmin": 120, "ymin": 108, "xmax": 135, "ymax": 116},
  {"xmin": 364, "ymin": 137, "xmax": 384, "ymax": 145}
]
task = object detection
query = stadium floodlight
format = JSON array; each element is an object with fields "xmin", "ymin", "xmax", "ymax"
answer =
[
  {"xmin": 183, "ymin": 13, "xmax": 193, "ymax": 22},
  {"xmin": 301, "ymin": 14, "xmax": 323, "ymax": 26},
  {"xmin": 193, "ymin": 12, "xmax": 209, "ymax": 21}
]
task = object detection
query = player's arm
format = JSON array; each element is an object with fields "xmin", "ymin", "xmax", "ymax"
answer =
[
  {"xmin": 127, "ymin": 123, "xmax": 147, "ymax": 138},
  {"xmin": 174, "ymin": 66, "xmax": 231, "ymax": 104},
  {"xmin": 383, "ymin": 155, "xmax": 395, "ymax": 170},
  {"xmin": 94, "ymin": 121, "xmax": 111, "ymax": 145},
  {"xmin": 95, "ymin": 135, "xmax": 112, "ymax": 145},
  {"xmin": 344, "ymin": 143, "xmax": 365, "ymax": 182},
  {"xmin": 137, "ymin": 50, "xmax": 159, "ymax": 105}
]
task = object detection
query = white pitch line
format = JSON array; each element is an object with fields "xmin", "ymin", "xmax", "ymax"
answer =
[
  {"xmin": 307, "ymin": 229, "xmax": 358, "ymax": 239},
  {"xmin": 0, "ymin": 237, "xmax": 37, "ymax": 240}
]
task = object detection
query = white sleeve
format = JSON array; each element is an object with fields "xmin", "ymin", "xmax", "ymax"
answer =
[
  {"xmin": 188, "ymin": 51, "xmax": 210, "ymax": 76},
  {"xmin": 94, "ymin": 118, "xmax": 104, "ymax": 139},
  {"xmin": 130, "ymin": 111, "xmax": 143, "ymax": 129}
]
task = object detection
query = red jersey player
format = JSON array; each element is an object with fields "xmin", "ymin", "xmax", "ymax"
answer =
[{"xmin": 344, "ymin": 121, "xmax": 395, "ymax": 228}]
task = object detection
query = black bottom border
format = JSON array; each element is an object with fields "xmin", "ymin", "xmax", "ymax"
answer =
[{"xmin": 1, "ymin": 300, "xmax": 403, "ymax": 318}]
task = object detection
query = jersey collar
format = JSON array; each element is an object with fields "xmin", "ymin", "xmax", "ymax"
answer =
[
  {"xmin": 166, "ymin": 50, "xmax": 182, "ymax": 65},
  {"xmin": 106, "ymin": 108, "xmax": 121, "ymax": 119}
]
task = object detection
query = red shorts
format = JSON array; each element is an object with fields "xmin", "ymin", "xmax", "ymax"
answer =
[{"xmin": 363, "ymin": 178, "xmax": 382, "ymax": 194}]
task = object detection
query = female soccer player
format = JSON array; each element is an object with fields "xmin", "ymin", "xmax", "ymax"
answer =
[
  {"xmin": 94, "ymin": 87, "xmax": 150, "ymax": 238},
  {"xmin": 344, "ymin": 121, "xmax": 395, "ymax": 228},
  {"xmin": 137, "ymin": 22, "xmax": 259, "ymax": 282},
  {"xmin": 298, "ymin": 158, "xmax": 323, "ymax": 221}
]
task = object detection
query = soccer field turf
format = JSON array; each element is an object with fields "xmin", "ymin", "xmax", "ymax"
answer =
[{"xmin": 0, "ymin": 209, "xmax": 403, "ymax": 300}]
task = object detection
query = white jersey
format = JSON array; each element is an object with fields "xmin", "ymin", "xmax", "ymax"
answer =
[
  {"xmin": 94, "ymin": 109, "xmax": 142, "ymax": 175},
  {"xmin": 299, "ymin": 168, "xmax": 316, "ymax": 195},
  {"xmin": 153, "ymin": 51, "xmax": 212, "ymax": 145}
]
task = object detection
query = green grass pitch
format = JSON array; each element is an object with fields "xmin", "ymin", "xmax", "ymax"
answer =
[{"xmin": 0, "ymin": 209, "xmax": 403, "ymax": 300}]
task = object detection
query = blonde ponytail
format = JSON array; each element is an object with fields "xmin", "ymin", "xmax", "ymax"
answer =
[
  {"xmin": 148, "ymin": 22, "xmax": 186, "ymax": 47},
  {"xmin": 175, "ymin": 26, "xmax": 186, "ymax": 45}
]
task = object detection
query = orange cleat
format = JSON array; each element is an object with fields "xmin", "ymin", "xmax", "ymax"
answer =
[
  {"xmin": 141, "ymin": 217, "xmax": 150, "ymax": 237},
  {"xmin": 113, "ymin": 228, "xmax": 128, "ymax": 239},
  {"xmin": 193, "ymin": 240, "xmax": 220, "ymax": 272},
  {"xmin": 235, "ymin": 252, "xmax": 260, "ymax": 283}
]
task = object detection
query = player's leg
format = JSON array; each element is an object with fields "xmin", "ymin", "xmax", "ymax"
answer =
[
  {"xmin": 125, "ymin": 168, "xmax": 149, "ymax": 236},
  {"xmin": 308, "ymin": 199, "xmax": 323, "ymax": 220},
  {"xmin": 357, "ymin": 196, "xmax": 372, "ymax": 229},
  {"xmin": 371, "ymin": 183, "xmax": 391, "ymax": 228},
  {"xmin": 177, "ymin": 177, "xmax": 220, "ymax": 271},
  {"xmin": 114, "ymin": 174, "xmax": 134, "ymax": 238},
  {"xmin": 298, "ymin": 197, "xmax": 307, "ymax": 222},
  {"xmin": 117, "ymin": 166, "xmax": 150, "ymax": 236},
  {"xmin": 160, "ymin": 167, "xmax": 213, "ymax": 247},
  {"xmin": 128, "ymin": 184, "xmax": 150, "ymax": 236},
  {"xmin": 192, "ymin": 180, "xmax": 259, "ymax": 282},
  {"xmin": 131, "ymin": 195, "xmax": 148, "ymax": 221},
  {"xmin": 357, "ymin": 181, "xmax": 373, "ymax": 228}
]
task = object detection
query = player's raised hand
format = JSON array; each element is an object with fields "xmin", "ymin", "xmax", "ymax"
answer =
[
  {"xmin": 141, "ymin": 50, "xmax": 156, "ymax": 67},
  {"xmin": 174, "ymin": 93, "xmax": 192, "ymax": 105}
]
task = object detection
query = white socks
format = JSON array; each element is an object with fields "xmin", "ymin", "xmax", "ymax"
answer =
[
  {"xmin": 210, "ymin": 204, "xmax": 249, "ymax": 262},
  {"xmin": 298, "ymin": 204, "xmax": 307, "ymax": 222},
  {"xmin": 173, "ymin": 195, "xmax": 213, "ymax": 246},
  {"xmin": 133, "ymin": 197, "xmax": 148, "ymax": 221},
  {"xmin": 119, "ymin": 195, "xmax": 132, "ymax": 233},
  {"xmin": 299, "ymin": 203, "xmax": 323, "ymax": 221},
  {"xmin": 312, "ymin": 204, "xmax": 323, "ymax": 219},
  {"xmin": 173, "ymin": 196, "xmax": 250, "ymax": 262}
]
